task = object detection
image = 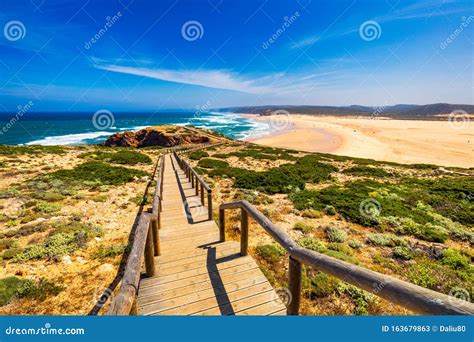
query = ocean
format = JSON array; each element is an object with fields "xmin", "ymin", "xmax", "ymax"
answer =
[{"xmin": 0, "ymin": 111, "xmax": 271, "ymax": 145}]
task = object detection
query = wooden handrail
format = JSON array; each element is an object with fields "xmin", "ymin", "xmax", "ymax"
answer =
[
  {"xmin": 107, "ymin": 155, "xmax": 165, "ymax": 315},
  {"xmin": 219, "ymin": 200, "xmax": 474, "ymax": 316},
  {"xmin": 173, "ymin": 151, "xmax": 213, "ymax": 220}
]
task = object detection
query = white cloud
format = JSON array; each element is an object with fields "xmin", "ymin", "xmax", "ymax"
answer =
[{"xmin": 94, "ymin": 63, "xmax": 274, "ymax": 94}]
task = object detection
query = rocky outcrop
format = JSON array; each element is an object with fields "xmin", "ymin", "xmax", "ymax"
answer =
[{"xmin": 103, "ymin": 126, "xmax": 211, "ymax": 148}]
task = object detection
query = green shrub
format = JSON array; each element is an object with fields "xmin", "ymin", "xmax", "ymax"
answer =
[
  {"xmin": 197, "ymin": 158, "xmax": 229, "ymax": 169},
  {"xmin": 293, "ymin": 221, "xmax": 313, "ymax": 233},
  {"xmin": 367, "ymin": 233, "xmax": 407, "ymax": 247},
  {"xmin": 94, "ymin": 244, "xmax": 128, "ymax": 259},
  {"xmin": 0, "ymin": 239, "xmax": 17, "ymax": 252},
  {"xmin": 440, "ymin": 249, "xmax": 471, "ymax": 270},
  {"xmin": 297, "ymin": 236, "xmax": 326, "ymax": 253},
  {"xmin": 392, "ymin": 246, "xmax": 413, "ymax": 260},
  {"xmin": 327, "ymin": 243, "xmax": 353, "ymax": 255},
  {"xmin": 301, "ymin": 209, "xmax": 322, "ymax": 218},
  {"xmin": 256, "ymin": 244, "xmax": 286, "ymax": 263},
  {"xmin": 348, "ymin": 239, "xmax": 363, "ymax": 249},
  {"xmin": 339, "ymin": 284, "xmax": 375, "ymax": 315},
  {"xmin": 342, "ymin": 166, "xmax": 395, "ymax": 178},
  {"xmin": 91, "ymin": 195, "xmax": 108, "ymax": 202},
  {"xmin": 310, "ymin": 273, "xmax": 340, "ymax": 297},
  {"xmin": 189, "ymin": 151, "xmax": 209, "ymax": 160},
  {"xmin": 15, "ymin": 278, "xmax": 63, "ymax": 301},
  {"xmin": 323, "ymin": 205, "xmax": 337, "ymax": 215},
  {"xmin": 35, "ymin": 201, "xmax": 61, "ymax": 213},
  {"xmin": 49, "ymin": 161, "xmax": 148, "ymax": 186},
  {"xmin": 0, "ymin": 145, "xmax": 64, "ymax": 155},
  {"xmin": 79, "ymin": 150, "xmax": 152, "ymax": 165},
  {"xmin": 2, "ymin": 247, "xmax": 23, "ymax": 259},
  {"xmin": 0, "ymin": 276, "xmax": 29, "ymax": 306},
  {"xmin": 41, "ymin": 192, "xmax": 65, "ymax": 202},
  {"xmin": 325, "ymin": 226, "xmax": 347, "ymax": 242}
]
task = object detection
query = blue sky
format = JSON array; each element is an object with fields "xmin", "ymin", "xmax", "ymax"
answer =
[{"xmin": 0, "ymin": 0, "xmax": 472, "ymax": 111}]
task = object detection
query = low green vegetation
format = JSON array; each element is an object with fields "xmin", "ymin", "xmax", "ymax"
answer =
[
  {"xmin": 188, "ymin": 150, "xmax": 209, "ymax": 160},
  {"xmin": 94, "ymin": 244, "xmax": 129, "ymax": 259},
  {"xmin": 0, "ymin": 145, "xmax": 65, "ymax": 155},
  {"xmin": 290, "ymin": 177, "xmax": 473, "ymax": 243},
  {"xmin": 48, "ymin": 161, "xmax": 148, "ymax": 186},
  {"xmin": 14, "ymin": 222, "xmax": 102, "ymax": 262},
  {"xmin": 293, "ymin": 221, "xmax": 313, "ymax": 233},
  {"xmin": 301, "ymin": 209, "xmax": 322, "ymax": 218},
  {"xmin": 0, "ymin": 276, "xmax": 63, "ymax": 306},
  {"xmin": 79, "ymin": 150, "xmax": 152, "ymax": 165},
  {"xmin": 325, "ymin": 226, "xmax": 347, "ymax": 242},
  {"xmin": 366, "ymin": 233, "xmax": 407, "ymax": 247},
  {"xmin": 342, "ymin": 166, "xmax": 396, "ymax": 178},
  {"xmin": 256, "ymin": 244, "xmax": 286, "ymax": 263}
]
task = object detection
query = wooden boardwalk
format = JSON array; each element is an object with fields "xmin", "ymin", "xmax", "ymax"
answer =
[{"xmin": 136, "ymin": 154, "xmax": 287, "ymax": 315}]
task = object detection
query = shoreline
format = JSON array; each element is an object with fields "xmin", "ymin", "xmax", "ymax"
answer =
[{"xmin": 240, "ymin": 113, "xmax": 473, "ymax": 168}]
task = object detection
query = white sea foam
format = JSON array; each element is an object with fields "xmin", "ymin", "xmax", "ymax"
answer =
[{"xmin": 25, "ymin": 131, "xmax": 113, "ymax": 146}]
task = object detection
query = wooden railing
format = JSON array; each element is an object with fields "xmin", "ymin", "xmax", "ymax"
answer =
[
  {"xmin": 173, "ymin": 151, "xmax": 213, "ymax": 221},
  {"xmin": 107, "ymin": 155, "xmax": 165, "ymax": 315},
  {"xmin": 219, "ymin": 200, "xmax": 474, "ymax": 316}
]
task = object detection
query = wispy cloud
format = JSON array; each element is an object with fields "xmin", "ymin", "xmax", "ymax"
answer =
[
  {"xmin": 94, "ymin": 63, "xmax": 275, "ymax": 94},
  {"xmin": 291, "ymin": 0, "xmax": 470, "ymax": 49}
]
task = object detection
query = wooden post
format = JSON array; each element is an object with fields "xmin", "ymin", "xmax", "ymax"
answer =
[
  {"xmin": 240, "ymin": 208, "xmax": 249, "ymax": 256},
  {"xmin": 200, "ymin": 185, "xmax": 205, "ymax": 203},
  {"xmin": 219, "ymin": 208, "xmax": 225, "ymax": 242},
  {"xmin": 151, "ymin": 218, "xmax": 160, "ymax": 256},
  {"xmin": 287, "ymin": 256, "xmax": 302, "ymax": 315},
  {"xmin": 144, "ymin": 225, "xmax": 155, "ymax": 277},
  {"xmin": 207, "ymin": 190, "xmax": 212, "ymax": 221},
  {"xmin": 195, "ymin": 177, "xmax": 199, "ymax": 196},
  {"xmin": 191, "ymin": 172, "xmax": 194, "ymax": 187},
  {"xmin": 130, "ymin": 297, "xmax": 138, "ymax": 315}
]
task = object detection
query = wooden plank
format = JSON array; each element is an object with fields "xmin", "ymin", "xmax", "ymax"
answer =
[
  {"xmin": 147, "ymin": 282, "xmax": 276, "ymax": 315},
  {"xmin": 138, "ymin": 267, "xmax": 265, "ymax": 303},
  {"xmin": 234, "ymin": 299, "xmax": 287, "ymax": 316},
  {"xmin": 155, "ymin": 284, "xmax": 277, "ymax": 315},
  {"xmin": 140, "ymin": 257, "xmax": 256, "ymax": 287},
  {"xmin": 138, "ymin": 274, "xmax": 269, "ymax": 315},
  {"xmin": 155, "ymin": 241, "xmax": 239, "ymax": 264}
]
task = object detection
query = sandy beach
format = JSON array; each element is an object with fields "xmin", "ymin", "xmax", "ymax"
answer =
[{"xmin": 245, "ymin": 114, "xmax": 473, "ymax": 168}]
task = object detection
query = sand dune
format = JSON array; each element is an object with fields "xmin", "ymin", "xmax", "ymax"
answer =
[{"xmin": 246, "ymin": 114, "xmax": 473, "ymax": 168}]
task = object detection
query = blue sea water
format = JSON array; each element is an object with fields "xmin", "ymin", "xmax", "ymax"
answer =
[{"xmin": 0, "ymin": 111, "xmax": 271, "ymax": 145}]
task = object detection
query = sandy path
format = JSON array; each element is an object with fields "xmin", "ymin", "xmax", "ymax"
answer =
[{"xmin": 246, "ymin": 114, "xmax": 473, "ymax": 168}]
